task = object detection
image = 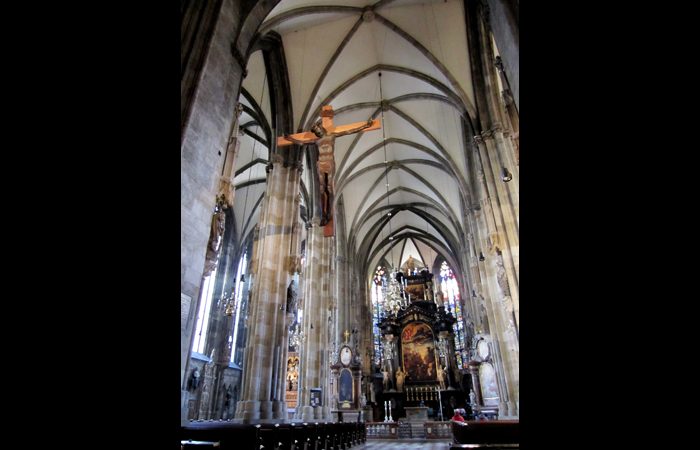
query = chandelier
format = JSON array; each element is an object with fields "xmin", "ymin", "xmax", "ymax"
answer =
[
  {"xmin": 376, "ymin": 71, "xmax": 410, "ymax": 319},
  {"xmin": 222, "ymin": 286, "xmax": 238, "ymax": 316},
  {"xmin": 289, "ymin": 321, "xmax": 306, "ymax": 352},
  {"xmin": 381, "ymin": 267, "xmax": 411, "ymax": 317}
]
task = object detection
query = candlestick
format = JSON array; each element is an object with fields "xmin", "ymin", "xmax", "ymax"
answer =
[{"xmin": 384, "ymin": 401, "xmax": 388, "ymax": 422}]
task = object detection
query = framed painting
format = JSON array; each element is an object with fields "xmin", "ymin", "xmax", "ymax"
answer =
[
  {"xmin": 338, "ymin": 368, "xmax": 353, "ymax": 408},
  {"xmin": 400, "ymin": 322, "xmax": 438, "ymax": 381},
  {"xmin": 404, "ymin": 283, "xmax": 425, "ymax": 301}
]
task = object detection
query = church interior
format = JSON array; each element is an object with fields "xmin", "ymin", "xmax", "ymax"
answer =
[{"xmin": 181, "ymin": 0, "xmax": 518, "ymax": 443}]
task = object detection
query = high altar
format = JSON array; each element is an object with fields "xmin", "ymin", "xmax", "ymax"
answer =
[{"xmin": 372, "ymin": 269, "xmax": 468, "ymax": 422}]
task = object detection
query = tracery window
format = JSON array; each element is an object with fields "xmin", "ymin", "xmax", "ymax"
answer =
[
  {"xmin": 371, "ymin": 266, "xmax": 386, "ymax": 366},
  {"xmin": 440, "ymin": 261, "xmax": 467, "ymax": 369},
  {"xmin": 230, "ymin": 251, "xmax": 248, "ymax": 363},
  {"xmin": 192, "ymin": 265, "xmax": 217, "ymax": 355}
]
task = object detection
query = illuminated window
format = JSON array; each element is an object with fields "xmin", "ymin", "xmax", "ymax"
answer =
[
  {"xmin": 371, "ymin": 266, "xmax": 386, "ymax": 366},
  {"xmin": 230, "ymin": 252, "xmax": 248, "ymax": 363},
  {"xmin": 192, "ymin": 265, "xmax": 217, "ymax": 355},
  {"xmin": 440, "ymin": 261, "xmax": 467, "ymax": 369}
]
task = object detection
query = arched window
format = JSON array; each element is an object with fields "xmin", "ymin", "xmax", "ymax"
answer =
[
  {"xmin": 440, "ymin": 261, "xmax": 467, "ymax": 369},
  {"xmin": 192, "ymin": 265, "xmax": 217, "ymax": 355},
  {"xmin": 371, "ymin": 266, "xmax": 386, "ymax": 366},
  {"xmin": 230, "ymin": 251, "xmax": 248, "ymax": 363}
]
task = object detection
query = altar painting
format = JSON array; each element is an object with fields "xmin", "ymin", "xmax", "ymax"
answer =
[
  {"xmin": 401, "ymin": 322, "xmax": 438, "ymax": 381},
  {"xmin": 338, "ymin": 368, "xmax": 353, "ymax": 408},
  {"xmin": 404, "ymin": 283, "xmax": 425, "ymax": 301}
]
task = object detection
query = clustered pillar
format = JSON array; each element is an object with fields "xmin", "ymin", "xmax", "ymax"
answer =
[
  {"xmin": 294, "ymin": 217, "xmax": 333, "ymax": 423},
  {"xmin": 234, "ymin": 155, "xmax": 303, "ymax": 423}
]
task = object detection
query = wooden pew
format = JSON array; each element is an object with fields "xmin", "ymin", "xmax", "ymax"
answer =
[
  {"xmin": 181, "ymin": 422, "xmax": 260, "ymax": 450},
  {"xmin": 328, "ymin": 423, "xmax": 340, "ymax": 450},
  {"xmin": 274, "ymin": 424, "xmax": 295, "ymax": 450},
  {"xmin": 451, "ymin": 420, "xmax": 519, "ymax": 448},
  {"xmin": 290, "ymin": 423, "xmax": 308, "ymax": 450},
  {"xmin": 258, "ymin": 424, "xmax": 278, "ymax": 450}
]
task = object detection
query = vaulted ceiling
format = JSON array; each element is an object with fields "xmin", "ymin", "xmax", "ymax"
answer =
[{"xmin": 233, "ymin": 0, "xmax": 486, "ymax": 283}]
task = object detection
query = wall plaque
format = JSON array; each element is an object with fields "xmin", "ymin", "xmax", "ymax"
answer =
[
  {"xmin": 181, "ymin": 293, "xmax": 192, "ymax": 329},
  {"xmin": 310, "ymin": 388, "xmax": 323, "ymax": 407}
]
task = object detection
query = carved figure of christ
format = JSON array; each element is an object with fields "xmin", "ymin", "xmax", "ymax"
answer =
[{"xmin": 278, "ymin": 105, "xmax": 380, "ymax": 236}]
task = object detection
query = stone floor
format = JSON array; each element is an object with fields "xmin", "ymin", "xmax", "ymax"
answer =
[{"xmin": 361, "ymin": 440, "xmax": 452, "ymax": 450}]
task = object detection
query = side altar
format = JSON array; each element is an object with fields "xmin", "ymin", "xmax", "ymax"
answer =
[{"xmin": 330, "ymin": 331, "xmax": 367, "ymax": 422}]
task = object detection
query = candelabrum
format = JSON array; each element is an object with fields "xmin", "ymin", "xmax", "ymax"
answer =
[{"xmin": 381, "ymin": 267, "xmax": 411, "ymax": 317}]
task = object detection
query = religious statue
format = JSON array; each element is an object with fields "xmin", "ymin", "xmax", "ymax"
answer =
[
  {"xmin": 203, "ymin": 208, "xmax": 226, "ymax": 275},
  {"xmin": 331, "ymin": 394, "xmax": 338, "ymax": 411},
  {"xmin": 370, "ymin": 382, "xmax": 376, "ymax": 403},
  {"xmin": 435, "ymin": 290, "xmax": 445, "ymax": 309},
  {"xmin": 199, "ymin": 384, "xmax": 210, "ymax": 418},
  {"xmin": 426, "ymin": 280, "xmax": 434, "ymax": 302},
  {"xmin": 328, "ymin": 315, "xmax": 333, "ymax": 344},
  {"xmin": 382, "ymin": 367, "xmax": 391, "ymax": 391},
  {"xmin": 469, "ymin": 389, "xmax": 476, "ymax": 405},
  {"xmin": 209, "ymin": 208, "xmax": 225, "ymax": 252},
  {"xmin": 437, "ymin": 366, "xmax": 446, "ymax": 390},
  {"xmin": 286, "ymin": 280, "xmax": 297, "ymax": 314},
  {"xmin": 496, "ymin": 261, "xmax": 511, "ymax": 297},
  {"xmin": 191, "ymin": 368, "xmax": 200, "ymax": 389},
  {"xmin": 395, "ymin": 367, "xmax": 407, "ymax": 392},
  {"xmin": 281, "ymin": 107, "xmax": 376, "ymax": 227},
  {"xmin": 361, "ymin": 393, "xmax": 367, "ymax": 408}
]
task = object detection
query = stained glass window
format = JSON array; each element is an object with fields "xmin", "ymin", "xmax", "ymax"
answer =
[
  {"xmin": 371, "ymin": 266, "xmax": 386, "ymax": 366},
  {"xmin": 440, "ymin": 261, "xmax": 467, "ymax": 369}
]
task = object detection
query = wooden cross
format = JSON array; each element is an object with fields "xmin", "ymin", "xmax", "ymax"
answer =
[
  {"xmin": 344, "ymin": 329, "xmax": 350, "ymax": 343},
  {"xmin": 278, "ymin": 105, "xmax": 381, "ymax": 237}
]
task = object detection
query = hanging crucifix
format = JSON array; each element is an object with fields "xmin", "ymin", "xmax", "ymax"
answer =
[{"xmin": 278, "ymin": 105, "xmax": 380, "ymax": 237}]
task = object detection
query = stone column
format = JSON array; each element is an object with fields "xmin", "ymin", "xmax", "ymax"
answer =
[
  {"xmin": 295, "ymin": 217, "xmax": 333, "ymax": 422},
  {"xmin": 233, "ymin": 154, "xmax": 302, "ymax": 423},
  {"xmin": 477, "ymin": 129, "xmax": 519, "ymax": 326}
]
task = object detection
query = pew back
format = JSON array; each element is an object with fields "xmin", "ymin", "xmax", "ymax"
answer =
[{"xmin": 451, "ymin": 420, "xmax": 519, "ymax": 445}]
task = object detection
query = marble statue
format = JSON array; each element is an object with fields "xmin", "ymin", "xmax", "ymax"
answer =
[
  {"xmin": 437, "ymin": 366, "xmax": 446, "ymax": 390},
  {"xmin": 395, "ymin": 367, "xmax": 407, "ymax": 392}
]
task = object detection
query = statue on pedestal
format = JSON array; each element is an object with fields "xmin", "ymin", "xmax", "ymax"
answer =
[
  {"xmin": 395, "ymin": 367, "xmax": 407, "ymax": 392},
  {"xmin": 437, "ymin": 366, "xmax": 446, "ymax": 390},
  {"xmin": 382, "ymin": 367, "xmax": 391, "ymax": 391}
]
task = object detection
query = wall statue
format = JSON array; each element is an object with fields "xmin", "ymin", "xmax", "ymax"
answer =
[
  {"xmin": 286, "ymin": 280, "xmax": 298, "ymax": 314},
  {"xmin": 496, "ymin": 261, "xmax": 510, "ymax": 297}
]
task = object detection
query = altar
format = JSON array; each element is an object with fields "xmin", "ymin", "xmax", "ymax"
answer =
[{"xmin": 404, "ymin": 406, "xmax": 429, "ymax": 423}]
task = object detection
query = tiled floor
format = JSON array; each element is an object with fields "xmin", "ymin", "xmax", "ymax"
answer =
[{"xmin": 358, "ymin": 440, "xmax": 453, "ymax": 450}]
